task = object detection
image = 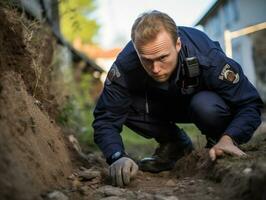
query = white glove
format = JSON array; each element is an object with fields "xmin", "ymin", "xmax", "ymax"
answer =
[{"xmin": 109, "ymin": 157, "xmax": 138, "ymax": 187}]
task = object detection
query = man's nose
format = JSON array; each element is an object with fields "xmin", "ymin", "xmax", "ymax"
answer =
[{"xmin": 152, "ymin": 61, "xmax": 161, "ymax": 74}]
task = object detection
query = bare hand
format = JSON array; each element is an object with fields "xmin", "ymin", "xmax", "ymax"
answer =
[{"xmin": 209, "ymin": 135, "xmax": 246, "ymax": 161}]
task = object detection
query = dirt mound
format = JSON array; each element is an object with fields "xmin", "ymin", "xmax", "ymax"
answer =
[
  {"xmin": 171, "ymin": 135, "xmax": 266, "ymax": 200},
  {"xmin": 0, "ymin": 7, "xmax": 73, "ymax": 200},
  {"xmin": 0, "ymin": 7, "xmax": 64, "ymax": 119},
  {"xmin": 0, "ymin": 71, "xmax": 72, "ymax": 200},
  {"xmin": 172, "ymin": 149, "xmax": 213, "ymax": 178}
]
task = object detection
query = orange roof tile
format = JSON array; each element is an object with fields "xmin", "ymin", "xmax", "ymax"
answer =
[{"xmin": 73, "ymin": 37, "xmax": 122, "ymax": 59}]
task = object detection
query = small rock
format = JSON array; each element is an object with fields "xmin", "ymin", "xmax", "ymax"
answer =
[
  {"xmin": 102, "ymin": 185, "xmax": 125, "ymax": 196},
  {"xmin": 176, "ymin": 183, "xmax": 185, "ymax": 189},
  {"xmin": 197, "ymin": 179, "xmax": 204, "ymax": 183},
  {"xmin": 100, "ymin": 197, "xmax": 126, "ymax": 200},
  {"xmin": 68, "ymin": 135, "xmax": 83, "ymax": 156},
  {"xmin": 154, "ymin": 194, "xmax": 178, "ymax": 200},
  {"xmin": 158, "ymin": 171, "xmax": 170, "ymax": 177},
  {"xmin": 73, "ymin": 172, "xmax": 78, "ymax": 176},
  {"xmin": 180, "ymin": 189, "xmax": 185, "ymax": 193},
  {"xmin": 165, "ymin": 179, "xmax": 176, "ymax": 187},
  {"xmin": 124, "ymin": 190, "xmax": 136, "ymax": 199},
  {"xmin": 136, "ymin": 192, "xmax": 154, "ymax": 200},
  {"xmin": 67, "ymin": 174, "xmax": 76, "ymax": 180},
  {"xmin": 188, "ymin": 180, "xmax": 195, "ymax": 185},
  {"xmin": 243, "ymin": 167, "xmax": 252, "ymax": 175},
  {"xmin": 80, "ymin": 166, "xmax": 87, "ymax": 171},
  {"xmin": 146, "ymin": 177, "xmax": 151, "ymax": 181},
  {"xmin": 167, "ymin": 197, "xmax": 179, "ymax": 200},
  {"xmin": 154, "ymin": 195, "xmax": 167, "ymax": 200},
  {"xmin": 78, "ymin": 169, "xmax": 101, "ymax": 180},
  {"xmin": 79, "ymin": 185, "xmax": 91, "ymax": 195},
  {"xmin": 207, "ymin": 187, "xmax": 214, "ymax": 193},
  {"xmin": 138, "ymin": 171, "xmax": 144, "ymax": 176},
  {"xmin": 34, "ymin": 100, "xmax": 41, "ymax": 106},
  {"xmin": 46, "ymin": 191, "xmax": 68, "ymax": 200},
  {"xmin": 93, "ymin": 185, "xmax": 125, "ymax": 199},
  {"xmin": 72, "ymin": 179, "xmax": 82, "ymax": 190}
]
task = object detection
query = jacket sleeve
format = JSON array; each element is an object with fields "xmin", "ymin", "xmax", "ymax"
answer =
[
  {"xmin": 92, "ymin": 63, "xmax": 132, "ymax": 159},
  {"xmin": 203, "ymin": 49, "xmax": 263, "ymax": 144}
]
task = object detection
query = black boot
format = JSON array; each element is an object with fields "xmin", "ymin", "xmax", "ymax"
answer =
[{"xmin": 138, "ymin": 129, "xmax": 194, "ymax": 173}]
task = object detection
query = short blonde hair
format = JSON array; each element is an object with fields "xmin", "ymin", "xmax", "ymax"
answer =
[{"xmin": 131, "ymin": 10, "xmax": 178, "ymax": 47}]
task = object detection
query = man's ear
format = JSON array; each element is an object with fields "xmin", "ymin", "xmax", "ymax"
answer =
[{"xmin": 175, "ymin": 37, "xmax": 181, "ymax": 52}]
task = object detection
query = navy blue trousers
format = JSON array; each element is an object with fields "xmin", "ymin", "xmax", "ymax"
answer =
[{"xmin": 125, "ymin": 91, "xmax": 232, "ymax": 147}]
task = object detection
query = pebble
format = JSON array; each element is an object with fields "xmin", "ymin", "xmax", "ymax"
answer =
[
  {"xmin": 72, "ymin": 179, "xmax": 82, "ymax": 190},
  {"xmin": 207, "ymin": 187, "xmax": 214, "ymax": 193},
  {"xmin": 67, "ymin": 174, "xmax": 75, "ymax": 180},
  {"xmin": 78, "ymin": 168, "xmax": 101, "ymax": 180},
  {"xmin": 165, "ymin": 179, "xmax": 176, "ymax": 187},
  {"xmin": 34, "ymin": 100, "xmax": 41, "ymax": 106},
  {"xmin": 136, "ymin": 191, "xmax": 154, "ymax": 200},
  {"xmin": 93, "ymin": 184, "xmax": 180, "ymax": 200},
  {"xmin": 180, "ymin": 188, "xmax": 185, "ymax": 193},
  {"xmin": 188, "ymin": 180, "xmax": 195, "ymax": 185},
  {"xmin": 46, "ymin": 190, "xmax": 69, "ymax": 200},
  {"xmin": 158, "ymin": 171, "xmax": 170, "ymax": 177},
  {"xmin": 94, "ymin": 185, "xmax": 125, "ymax": 199},
  {"xmin": 154, "ymin": 194, "xmax": 179, "ymax": 200},
  {"xmin": 100, "ymin": 197, "xmax": 126, "ymax": 200},
  {"xmin": 243, "ymin": 167, "xmax": 252, "ymax": 175},
  {"xmin": 80, "ymin": 185, "xmax": 91, "ymax": 195}
]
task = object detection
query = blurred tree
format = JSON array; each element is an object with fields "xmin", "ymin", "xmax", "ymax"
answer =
[{"xmin": 59, "ymin": 0, "xmax": 99, "ymax": 43}]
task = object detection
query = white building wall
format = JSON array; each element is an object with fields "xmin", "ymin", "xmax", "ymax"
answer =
[
  {"xmin": 199, "ymin": 0, "xmax": 266, "ymax": 95},
  {"xmin": 238, "ymin": 37, "xmax": 256, "ymax": 85}
]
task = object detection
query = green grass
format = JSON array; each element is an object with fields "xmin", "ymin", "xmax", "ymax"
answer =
[
  {"xmin": 121, "ymin": 126, "xmax": 157, "ymax": 159},
  {"xmin": 178, "ymin": 123, "xmax": 206, "ymax": 148},
  {"xmin": 121, "ymin": 123, "xmax": 206, "ymax": 159}
]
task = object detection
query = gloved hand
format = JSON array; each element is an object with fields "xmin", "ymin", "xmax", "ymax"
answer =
[{"xmin": 109, "ymin": 157, "xmax": 138, "ymax": 187}]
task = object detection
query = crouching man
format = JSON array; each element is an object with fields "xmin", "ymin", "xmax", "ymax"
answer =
[{"xmin": 92, "ymin": 11, "xmax": 263, "ymax": 187}]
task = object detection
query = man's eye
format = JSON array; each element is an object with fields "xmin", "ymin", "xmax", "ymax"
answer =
[
  {"xmin": 159, "ymin": 56, "xmax": 167, "ymax": 61},
  {"xmin": 143, "ymin": 59, "xmax": 152, "ymax": 64}
]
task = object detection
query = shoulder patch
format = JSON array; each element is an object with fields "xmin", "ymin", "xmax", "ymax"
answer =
[
  {"xmin": 106, "ymin": 63, "xmax": 121, "ymax": 85},
  {"xmin": 218, "ymin": 64, "xmax": 239, "ymax": 84}
]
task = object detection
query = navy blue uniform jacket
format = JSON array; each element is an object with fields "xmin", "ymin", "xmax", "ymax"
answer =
[{"xmin": 93, "ymin": 26, "xmax": 263, "ymax": 159}]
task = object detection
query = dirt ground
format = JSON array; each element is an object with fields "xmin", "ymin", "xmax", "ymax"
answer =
[
  {"xmin": 62, "ymin": 130, "xmax": 266, "ymax": 200},
  {"xmin": 0, "ymin": 5, "xmax": 266, "ymax": 200}
]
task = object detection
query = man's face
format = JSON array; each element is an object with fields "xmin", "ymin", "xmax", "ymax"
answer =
[{"xmin": 135, "ymin": 30, "xmax": 181, "ymax": 82}]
